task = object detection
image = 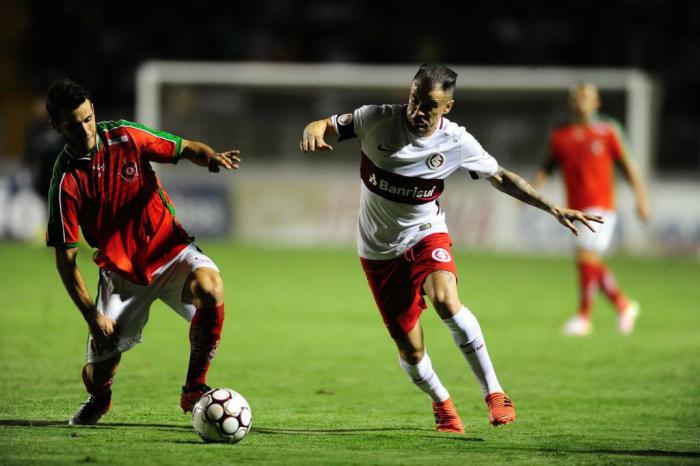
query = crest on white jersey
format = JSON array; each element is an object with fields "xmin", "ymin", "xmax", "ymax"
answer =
[
  {"xmin": 426, "ymin": 153, "xmax": 445, "ymax": 170},
  {"xmin": 431, "ymin": 248, "xmax": 451, "ymax": 263}
]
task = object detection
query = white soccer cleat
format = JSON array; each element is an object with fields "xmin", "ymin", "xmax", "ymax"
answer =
[
  {"xmin": 562, "ymin": 315, "xmax": 592, "ymax": 336},
  {"xmin": 618, "ymin": 301, "xmax": 640, "ymax": 335}
]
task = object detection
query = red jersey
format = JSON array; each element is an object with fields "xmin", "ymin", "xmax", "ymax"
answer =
[
  {"xmin": 549, "ymin": 118, "xmax": 626, "ymax": 211},
  {"xmin": 47, "ymin": 120, "xmax": 192, "ymax": 285}
]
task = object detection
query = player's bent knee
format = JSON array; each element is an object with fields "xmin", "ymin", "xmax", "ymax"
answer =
[{"xmin": 432, "ymin": 295, "xmax": 462, "ymax": 318}]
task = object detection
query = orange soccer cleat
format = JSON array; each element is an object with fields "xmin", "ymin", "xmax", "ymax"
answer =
[
  {"xmin": 485, "ymin": 392, "xmax": 516, "ymax": 426},
  {"xmin": 432, "ymin": 397, "xmax": 465, "ymax": 433},
  {"xmin": 180, "ymin": 384, "xmax": 211, "ymax": 413}
]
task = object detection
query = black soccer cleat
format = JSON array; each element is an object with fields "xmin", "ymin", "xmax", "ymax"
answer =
[{"xmin": 68, "ymin": 391, "xmax": 112, "ymax": 426}]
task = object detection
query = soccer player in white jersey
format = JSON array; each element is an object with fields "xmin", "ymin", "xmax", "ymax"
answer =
[{"xmin": 300, "ymin": 64, "xmax": 602, "ymax": 433}]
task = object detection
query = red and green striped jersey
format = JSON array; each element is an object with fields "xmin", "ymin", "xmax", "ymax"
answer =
[{"xmin": 47, "ymin": 120, "xmax": 192, "ymax": 285}]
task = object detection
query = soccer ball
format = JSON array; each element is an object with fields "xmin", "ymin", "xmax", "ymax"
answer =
[{"xmin": 192, "ymin": 388, "xmax": 252, "ymax": 443}]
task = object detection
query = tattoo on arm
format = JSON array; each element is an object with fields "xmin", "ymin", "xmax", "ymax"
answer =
[{"xmin": 490, "ymin": 167, "xmax": 555, "ymax": 213}]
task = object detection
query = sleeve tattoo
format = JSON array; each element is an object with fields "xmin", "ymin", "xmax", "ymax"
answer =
[{"xmin": 489, "ymin": 167, "xmax": 556, "ymax": 213}]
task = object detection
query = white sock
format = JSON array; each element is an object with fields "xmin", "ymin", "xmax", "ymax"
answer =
[
  {"xmin": 398, "ymin": 351, "xmax": 450, "ymax": 403},
  {"xmin": 443, "ymin": 306, "xmax": 503, "ymax": 396}
]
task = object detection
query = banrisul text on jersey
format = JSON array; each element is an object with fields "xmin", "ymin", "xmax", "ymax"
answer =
[{"xmin": 360, "ymin": 153, "xmax": 444, "ymax": 204}]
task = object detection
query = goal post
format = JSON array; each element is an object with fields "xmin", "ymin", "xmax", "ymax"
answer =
[{"xmin": 136, "ymin": 61, "xmax": 659, "ymax": 179}]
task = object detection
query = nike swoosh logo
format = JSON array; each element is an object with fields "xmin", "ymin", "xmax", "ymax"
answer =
[{"xmin": 377, "ymin": 144, "xmax": 404, "ymax": 153}]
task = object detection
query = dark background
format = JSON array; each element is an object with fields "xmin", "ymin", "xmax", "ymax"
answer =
[{"xmin": 3, "ymin": 0, "xmax": 700, "ymax": 173}]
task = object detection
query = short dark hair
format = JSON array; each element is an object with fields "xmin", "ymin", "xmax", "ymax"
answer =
[
  {"xmin": 413, "ymin": 64, "xmax": 458, "ymax": 92},
  {"xmin": 46, "ymin": 79, "xmax": 91, "ymax": 122}
]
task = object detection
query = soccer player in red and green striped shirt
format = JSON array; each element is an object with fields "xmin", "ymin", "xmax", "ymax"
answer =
[
  {"xmin": 533, "ymin": 83, "xmax": 650, "ymax": 336},
  {"xmin": 45, "ymin": 79, "xmax": 241, "ymax": 425}
]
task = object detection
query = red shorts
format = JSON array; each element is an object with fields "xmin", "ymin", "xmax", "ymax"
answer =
[{"xmin": 360, "ymin": 233, "xmax": 458, "ymax": 338}]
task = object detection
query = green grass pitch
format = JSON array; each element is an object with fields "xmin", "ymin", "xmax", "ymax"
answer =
[{"xmin": 0, "ymin": 242, "xmax": 699, "ymax": 465}]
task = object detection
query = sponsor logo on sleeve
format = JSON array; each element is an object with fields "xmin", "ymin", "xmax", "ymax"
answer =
[{"xmin": 431, "ymin": 248, "xmax": 451, "ymax": 263}]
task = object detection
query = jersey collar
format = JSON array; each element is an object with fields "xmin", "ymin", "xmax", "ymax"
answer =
[{"xmin": 64, "ymin": 133, "xmax": 102, "ymax": 160}]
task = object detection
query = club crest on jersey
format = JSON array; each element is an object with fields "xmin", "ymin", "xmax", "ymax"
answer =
[
  {"xmin": 120, "ymin": 161, "xmax": 139, "ymax": 182},
  {"xmin": 431, "ymin": 248, "xmax": 451, "ymax": 263},
  {"xmin": 426, "ymin": 153, "xmax": 445, "ymax": 170},
  {"xmin": 590, "ymin": 140, "xmax": 603, "ymax": 156}
]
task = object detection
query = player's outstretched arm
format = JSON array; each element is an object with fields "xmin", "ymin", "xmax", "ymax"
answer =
[
  {"xmin": 300, "ymin": 117, "xmax": 335, "ymax": 153},
  {"xmin": 616, "ymin": 156, "xmax": 651, "ymax": 221},
  {"xmin": 54, "ymin": 247, "xmax": 117, "ymax": 350},
  {"xmin": 488, "ymin": 166, "xmax": 603, "ymax": 236},
  {"xmin": 180, "ymin": 139, "xmax": 241, "ymax": 173}
]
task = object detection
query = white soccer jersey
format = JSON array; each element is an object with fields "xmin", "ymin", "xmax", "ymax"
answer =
[{"xmin": 331, "ymin": 104, "xmax": 499, "ymax": 260}]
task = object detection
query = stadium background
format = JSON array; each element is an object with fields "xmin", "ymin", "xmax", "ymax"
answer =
[
  {"xmin": 0, "ymin": 2, "xmax": 699, "ymax": 465},
  {"xmin": 0, "ymin": 0, "xmax": 699, "ymax": 255}
]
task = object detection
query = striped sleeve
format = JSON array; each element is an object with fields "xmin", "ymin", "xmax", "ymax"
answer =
[
  {"xmin": 46, "ymin": 165, "xmax": 81, "ymax": 248},
  {"xmin": 116, "ymin": 120, "xmax": 183, "ymax": 164}
]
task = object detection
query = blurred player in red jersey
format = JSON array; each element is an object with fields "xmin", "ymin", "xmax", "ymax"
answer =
[
  {"xmin": 300, "ymin": 64, "xmax": 602, "ymax": 433},
  {"xmin": 533, "ymin": 83, "xmax": 651, "ymax": 336},
  {"xmin": 45, "ymin": 79, "xmax": 241, "ymax": 425}
]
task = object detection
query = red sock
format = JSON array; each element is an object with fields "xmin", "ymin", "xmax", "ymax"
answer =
[
  {"xmin": 185, "ymin": 304, "xmax": 225, "ymax": 389},
  {"xmin": 577, "ymin": 261, "xmax": 599, "ymax": 318},
  {"xmin": 81, "ymin": 365, "xmax": 112, "ymax": 397},
  {"xmin": 597, "ymin": 264, "xmax": 629, "ymax": 313}
]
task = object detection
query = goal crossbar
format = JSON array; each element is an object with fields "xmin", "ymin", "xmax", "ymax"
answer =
[{"xmin": 136, "ymin": 61, "xmax": 658, "ymax": 178}]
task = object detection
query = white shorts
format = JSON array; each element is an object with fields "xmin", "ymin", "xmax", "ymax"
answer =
[
  {"xmin": 573, "ymin": 208, "xmax": 617, "ymax": 253},
  {"xmin": 87, "ymin": 244, "xmax": 220, "ymax": 363}
]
